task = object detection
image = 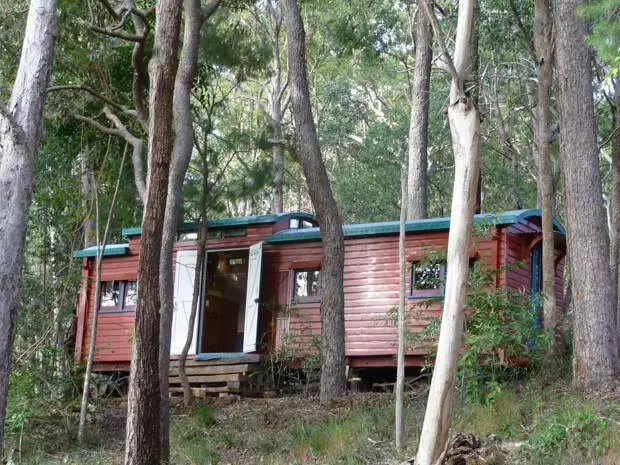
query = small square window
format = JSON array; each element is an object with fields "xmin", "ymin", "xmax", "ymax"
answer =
[
  {"xmin": 293, "ymin": 269, "xmax": 321, "ymax": 302},
  {"xmin": 410, "ymin": 262, "xmax": 445, "ymax": 299},
  {"xmin": 100, "ymin": 281, "xmax": 122, "ymax": 310},
  {"xmin": 99, "ymin": 280, "xmax": 138, "ymax": 312}
]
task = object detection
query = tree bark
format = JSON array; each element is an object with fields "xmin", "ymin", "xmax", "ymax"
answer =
[
  {"xmin": 282, "ymin": 0, "xmax": 346, "ymax": 405},
  {"xmin": 609, "ymin": 79, "xmax": 620, "ymax": 334},
  {"xmin": 406, "ymin": 6, "xmax": 433, "ymax": 220},
  {"xmin": 395, "ymin": 164, "xmax": 408, "ymax": 451},
  {"xmin": 267, "ymin": 0, "xmax": 285, "ymax": 214},
  {"xmin": 0, "ymin": 0, "xmax": 57, "ymax": 458},
  {"xmin": 533, "ymin": 0, "xmax": 558, "ymax": 351},
  {"xmin": 80, "ymin": 152, "xmax": 96, "ymax": 247},
  {"xmin": 555, "ymin": 0, "xmax": 619, "ymax": 390},
  {"xmin": 158, "ymin": 1, "xmax": 212, "ymax": 461},
  {"xmin": 415, "ymin": 0, "xmax": 480, "ymax": 463},
  {"xmin": 124, "ymin": 2, "xmax": 182, "ymax": 464}
]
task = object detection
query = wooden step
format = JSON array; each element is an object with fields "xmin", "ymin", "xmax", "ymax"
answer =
[
  {"xmin": 169, "ymin": 381, "xmax": 242, "ymax": 395},
  {"xmin": 170, "ymin": 354, "xmax": 261, "ymax": 366},
  {"xmin": 169, "ymin": 363, "xmax": 254, "ymax": 377},
  {"xmin": 169, "ymin": 373, "xmax": 246, "ymax": 385}
]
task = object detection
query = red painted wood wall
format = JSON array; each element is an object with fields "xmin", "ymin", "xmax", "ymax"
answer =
[{"xmin": 75, "ymin": 220, "xmax": 565, "ymax": 371}]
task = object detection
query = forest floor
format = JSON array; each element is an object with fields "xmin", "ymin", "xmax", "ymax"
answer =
[{"xmin": 4, "ymin": 375, "xmax": 620, "ymax": 465}]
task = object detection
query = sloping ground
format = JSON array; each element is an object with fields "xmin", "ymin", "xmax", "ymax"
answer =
[{"xmin": 5, "ymin": 379, "xmax": 620, "ymax": 465}]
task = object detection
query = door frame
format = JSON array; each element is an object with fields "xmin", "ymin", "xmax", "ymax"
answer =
[{"xmin": 196, "ymin": 246, "xmax": 252, "ymax": 357}]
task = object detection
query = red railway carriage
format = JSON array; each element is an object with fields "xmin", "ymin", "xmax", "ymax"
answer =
[{"xmin": 73, "ymin": 209, "xmax": 566, "ymax": 371}]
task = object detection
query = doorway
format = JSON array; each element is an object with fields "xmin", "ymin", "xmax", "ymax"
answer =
[
  {"xmin": 530, "ymin": 243, "xmax": 543, "ymax": 329},
  {"xmin": 200, "ymin": 249, "xmax": 249, "ymax": 353}
]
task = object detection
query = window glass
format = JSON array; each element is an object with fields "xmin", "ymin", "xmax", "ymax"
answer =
[
  {"xmin": 413, "ymin": 263, "xmax": 443, "ymax": 290},
  {"xmin": 294, "ymin": 269, "xmax": 321, "ymax": 300},
  {"xmin": 223, "ymin": 228, "xmax": 246, "ymax": 237},
  {"xmin": 124, "ymin": 281, "xmax": 138, "ymax": 308},
  {"xmin": 100, "ymin": 281, "xmax": 121, "ymax": 308},
  {"xmin": 177, "ymin": 232, "xmax": 197, "ymax": 241},
  {"xmin": 289, "ymin": 218, "xmax": 300, "ymax": 229}
]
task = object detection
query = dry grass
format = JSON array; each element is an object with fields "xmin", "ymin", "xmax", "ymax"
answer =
[{"xmin": 5, "ymin": 378, "xmax": 620, "ymax": 465}]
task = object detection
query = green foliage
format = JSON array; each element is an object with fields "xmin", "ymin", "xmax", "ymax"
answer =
[
  {"xmin": 193, "ymin": 405, "xmax": 217, "ymax": 428},
  {"xmin": 262, "ymin": 318, "xmax": 321, "ymax": 394},
  {"xmin": 579, "ymin": 0, "xmax": 620, "ymax": 76},
  {"xmin": 522, "ymin": 405, "xmax": 613, "ymax": 463},
  {"xmin": 416, "ymin": 262, "xmax": 546, "ymax": 405}
]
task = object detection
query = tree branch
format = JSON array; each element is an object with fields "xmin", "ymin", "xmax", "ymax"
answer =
[
  {"xmin": 201, "ymin": 0, "xmax": 221, "ymax": 23},
  {"xmin": 76, "ymin": 107, "xmax": 146, "ymax": 203},
  {"xmin": 86, "ymin": 21, "xmax": 146, "ymax": 42},
  {"xmin": 420, "ymin": 0, "xmax": 463, "ymax": 99},
  {"xmin": 47, "ymin": 84, "xmax": 133, "ymax": 115},
  {"xmin": 101, "ymin": 106, "xmax": 146, "ymax": 202},
  {"xmin": 130, "ymin": 13, "xmax": 149, "ymax": 129}
]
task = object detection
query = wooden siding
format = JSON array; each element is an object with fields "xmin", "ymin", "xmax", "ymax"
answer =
[
  {"xmin": 75, "ymin": 220, "xmax": 566, "ymax": 370},
  {"xmin": 269, "ymin": 231, "xmax": 499, "ymax": 359},
  {"xmin": 76, "ymin": 223, "xmax": 277, "ymax": 369}
]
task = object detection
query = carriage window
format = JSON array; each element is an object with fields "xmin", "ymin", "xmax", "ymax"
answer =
[
  {"xmin": 124, "ymin": 281, "xmax": 138, "ymax": 309},
  {"xmin": 99, "ymin": 280, "xmax": 138, "ymax": 312},
  {"xmin": 293, "ymin": 269, "xmax": 321, "ymax": 302},
  {"xmin": 100, "ymin": 281, "xmax": 122, "ymax": 310},
  {"xmin": 410, "ymin": 262, "xmax": 445, "ymax": 298},
  {"xmin": 289, "ymin": 218, "xmax": 315, "ymax": 229}
]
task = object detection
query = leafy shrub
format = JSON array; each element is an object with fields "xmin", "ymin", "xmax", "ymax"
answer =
[
  {"xmin": 415, "ymin": 261, "xmax": 547, "ymax": 405},
  {"xmin": 193, "ymin": 404, "xmax": 217, "ymax": 427},
  {"xmin": 522, "ymin": 405, "xmax": 613, "ymax": 463}
]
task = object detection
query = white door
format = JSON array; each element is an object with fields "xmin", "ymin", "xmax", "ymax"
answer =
[
  {"xmin": 171, "ymin": 250, "xmax": 199, "ymax": 356},
  {"xmin": 243, "ymin": 242, "xmax": 263, "ymax": 353}
]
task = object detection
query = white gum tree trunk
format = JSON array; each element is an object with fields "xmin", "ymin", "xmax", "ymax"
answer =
[
  {"xmin": 0, "ymin": 0, "xmax": 57, "ymax": 457},
  {"xmin": 415, "ymin": 0, "xmax": 480, "ymax": 463}
]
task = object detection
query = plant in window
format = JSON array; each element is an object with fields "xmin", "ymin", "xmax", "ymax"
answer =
[{"xmin": 293, "ymin": 269, "xmax": 321, "ymax": 302}]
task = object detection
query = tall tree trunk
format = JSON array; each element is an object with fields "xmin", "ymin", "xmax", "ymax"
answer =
[
  {"xmin": 415, "ymin": 0, "xmax": 480, "ymax": 463},
  {"xmin": 395, "ymin": 164, "xmax": 408, "ymax": 450},
  {"xmin": 179, "ymin": 145, "xmax": 208, "ymax": 408},
  {"xmin": 282, "ymin": 0, "xmax": 346, "ymax": 405},
  {"xmin": 0, "ymin": 0, "xmax": 57, "ymax": 457},
  {"xmin": 534, "ymin": 0, "xmax": 558, "ymax": 351},
  {"xmin": 178, "ymin": 227, "xmax": 205, "ymax": 407},
  {"xmin": 555, "ymin": 0, "xmax": 619, "ymax": 390},
  {"xmin": 80, "ymin": 152, "xmax": 96, "ymax": 247},
  {"xmin": 158, "ymin": 1, "xmax": 216, "ymax": 461},
  {"xmin": 268, "ymin": 0, "xmax": 285, "ymax": 214},
  {"xmin": 609, "ymin": 79, "xmax": 620, "ymax": 334},
  {"xmin": 78, "ymin": 148, "xmax": 126, "ymax": 442},
  {"xmin": 124, "ymin": 2, "xmax": 182, "ymax": 464},
  {"xmin": 469, "ymin": 3, "xmax": 482, "ymax": 214},
  {"xmin": 407, "ymin": 6, "xmax": 432, "ymax": 220}
]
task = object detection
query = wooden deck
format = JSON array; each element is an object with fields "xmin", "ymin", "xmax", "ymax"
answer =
[{"xmin": 169, "ymin": 354, "xmax": 264, "ymax": 396}]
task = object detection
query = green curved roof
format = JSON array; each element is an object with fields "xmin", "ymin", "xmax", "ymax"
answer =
[
  {"xmin": 265, "ymin": 209, "xmax": 565, "ymax": 244},
  {"xmin": 73, "ymin": 243, "xmax": 129, "ymax": 258},
  {"xmin": 121, "ymin": 211, "xmax": 316, "ymax": 237}
]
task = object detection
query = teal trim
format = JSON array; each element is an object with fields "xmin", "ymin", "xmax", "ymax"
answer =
[
  {"xmin": 121, "ymin": 211, "xmax": 316, "ymax": 237},
  {"xmin": 73, "ymin": 243, "xmax": 129, "ymax": 258},
  {"xmin": 266, "ymin": 209, "xmax": 566, "ymax": 244},
  {"xmin": 195, "ymin": 352, "xmax": 246, "ymax": 361}
]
